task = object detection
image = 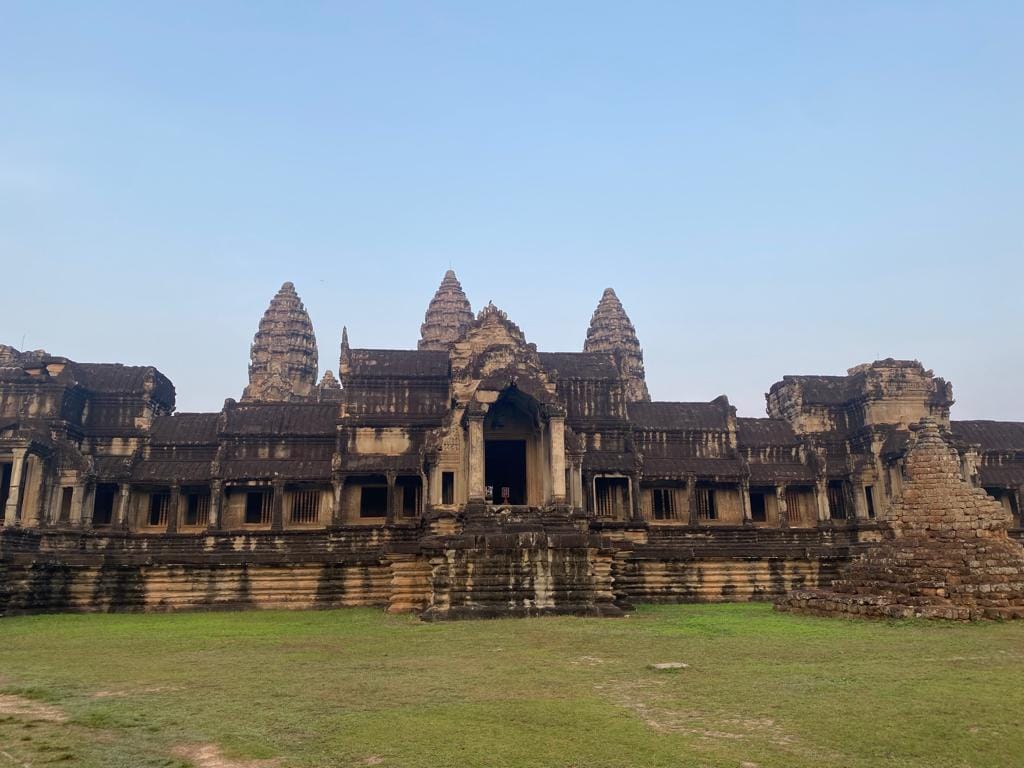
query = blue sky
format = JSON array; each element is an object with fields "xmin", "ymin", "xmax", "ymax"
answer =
[{"xmin": 1, "ymin": 2, "xmax": 1021, "ymax": 418}]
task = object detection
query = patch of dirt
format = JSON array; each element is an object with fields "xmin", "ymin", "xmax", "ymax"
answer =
[
  {"xmin": 92, "ymin": 685, "xmax": 182, "ymax": 699},
  {"xmin": 570, "ymin": 656, "xmax": 605, "ymax": 666},
  {"xmin": 173, "ymin": 743, "xmax": 280, "ymax": 768},
  {"xmin": 0, "ymin": 694, "xmax": 67, "ymax": 722}
]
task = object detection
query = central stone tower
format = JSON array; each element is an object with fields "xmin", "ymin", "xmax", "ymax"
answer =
[
  {"xmin": 242, "ymin": 282, "xmax": 319, "ymax": 402},
  {"xmin": 419, "ymin": 269, "xmax": 474, "ymax": 351},
  {"xmin": 584, "ymin": 287, "xmax": 650, "ymax": 402}
]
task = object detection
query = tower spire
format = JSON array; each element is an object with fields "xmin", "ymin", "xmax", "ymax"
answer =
[
  {"xmin": 418, "ymin": 269, "xmax": 473, "ymax": 351},
  {"xmin": 584, "ymin": 287, "xmax": 650, "ymax": 402},
  {"xmin": 241, "ymin": 281, "xmax": 319, "ymax": 402}
]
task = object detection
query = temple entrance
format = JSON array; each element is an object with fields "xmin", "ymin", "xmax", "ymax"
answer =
[
  {"xmin": 482, "ymin": 386, "xmax": 543, "ymax": 506},
  {"xmin": 485, "ymin": 439, "xmax": 527, "ymax": 505}
]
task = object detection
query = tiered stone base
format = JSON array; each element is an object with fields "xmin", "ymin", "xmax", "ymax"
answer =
[
  {"xmin": 777, "ymin": 531, "xmax": 1024, "ymax": 620},
  {"xmin": 778, "ymin": 419, "xmax": 1024, "ymax": 622}
]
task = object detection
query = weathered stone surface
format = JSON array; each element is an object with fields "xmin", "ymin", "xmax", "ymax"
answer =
[
  {"xmin": 584, "ymin": 288, "xmax": 650, "ymax": 402},
  {"xmin": 418, "ymin": 269, "xmax": 473, "ymax": 351},
  {"xmin": 242, "ymin": 282, "xmax": 319, "ymax": 402},
  {"xmin": 777, "ymin": 418, "xmax": 1024, "ymax": 620}
]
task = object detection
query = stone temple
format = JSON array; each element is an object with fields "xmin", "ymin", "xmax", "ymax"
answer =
[{"xmin": 1, "ymin": 272, "xmax": 1022, "ymax": 618}]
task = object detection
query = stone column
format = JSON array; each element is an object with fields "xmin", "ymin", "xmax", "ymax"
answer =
[
  {"xmin": 386, "ymin": 471, "xmax": 397, "ymax": 523},
  {"xmin": 420, "ymin": 469, "xmax": 430, "ymax": 515},
  {"xmin": 687, "ymin": 475, "xmax": 698, "ymax": 526},
  {"xmin": 208, "ymin": 480, "xmax": 223, "ymax": 530},
  {"xmin": 3, "ymin": 448, "xmax": 27, "ymax": 526},
  {"xmin": 116, "ymin": 483, "xmax": 131, "ymax": 530},
  {"xmin": 166, "ymin": 484, "xmax": 181, "ymax": 534},
  {"xmin": 740, "ymin": 479, "xmax": 752, "ymax": 526},
  {"xmin": 80, "ymin": 482, "xmax": 96, "ymax": 528},
  {"xmin": 68, "ymin": 484, "xmax": 85, "ymax": 526},
  {"xmin": 1015, "ymin": 487, "xmax": 1023, "ymax": 528},
  {"xmin": 467, "ymin": 415, "xmax": 485, "ymax": 503},
  {"xmin": 331, "ymin": 476, "xmax": 345, "ymax": 525},
  {"xmin": 814, "ymin": 478, "xmax": 830, "ymax": 523},
  {"xmin": 19, "ymin": 455, "xmax": 43, "ymax": 528},
  {"xmin": 548, "ymin": 416, "xmax": 567, "ymax": 504},
  {"xmin": 776, "ymin": 485, "xmax": 789, "ymax": 528},
  {"xmin": 569, "ymin": 458, "xmax": 584, "ymax": 510},
  {"xmin": 271, "ymin": 479, "xmax": 284, "ymax": 531},
  {"xmin": 629, "ymin": 475, "xmax": 643, "ymax": 522}
]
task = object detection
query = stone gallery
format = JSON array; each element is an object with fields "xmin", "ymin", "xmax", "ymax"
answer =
[{"xmin": 1, "ymin": 272, "xmax": 1022, "ymax": 618}]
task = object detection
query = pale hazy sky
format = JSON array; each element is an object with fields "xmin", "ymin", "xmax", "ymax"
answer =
[{"xmin": 1, "ymin": 2, "xmax": 1021, "ymax": 419}]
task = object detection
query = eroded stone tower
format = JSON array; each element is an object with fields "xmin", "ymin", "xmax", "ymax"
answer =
[
  {"xmin": 584, "ymin": 288, "xmax": 650, "ymax": 402},
  {"xmin": 418, "ymin": 270, "xmax": 474, "ymax": 351},
  {"xmin": 242, "ymin": 281, "xmax": 319, "ymax": 402},
  {"xmin": 777, "ymin": 418, "xmax": 1024, "ymax": 620}
]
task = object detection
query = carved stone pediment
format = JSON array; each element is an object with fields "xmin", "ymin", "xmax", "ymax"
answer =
[{"xmin": 449, "ymin": 303, "xmax": 555, "ymax": 406}]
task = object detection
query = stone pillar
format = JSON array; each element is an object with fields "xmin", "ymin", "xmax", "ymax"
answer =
[
  {"xmin": 420, "ymin": 469, "xmax": 430, "ymax": 515},
  {"xmin": 208, "ymin": 480, "xmax": 223, "ymax": 530},
  {"xmin": 776, "ymin": 485, "xmax": 789, "ymax": 528},
  {"xmin": 19, "ymin": 455, "xmax": 43, "ymax": 528},
  {"xmin": 814, "ymin": 478, "xmax": 830, "ymax": 523},
  {"xmin": 570, "ymin": 458, "xmax": 584, "ymax": 510},
  {"xmin": 80, "ymin": 482, "xmax": 96, "ymax": 528},
  {"xmin": 69, "ymin": 484, "xmax": 85, "ymax": 526},
  {"xmin": 386, "ymin": 471, "xmax": 397, "ymax": 523},
  {"xmin": 3, "ymin": 448, "xmax": 27, "ymax": 526},
  {"xmin": 549, "ymin": 416, "xmax": 566, "ymax": 504},
  {"xmin": 630, "ymin": 475, "xmax": 643, "ymax": 522},
  {"xmin": 271, "ymin": 479, "xmax": 284, "ymax": 531},
  {"xmin": 331, "ymin": 476, "xmax": 345, "ymax": 525},
  {"xmin": 116, "ymin": 483, "xmax": 131, "ymax": 530},
  {"xmin": 467, "ymin": 415, "xmax": 485, "ymax": 503},
  {"xmin": 166, "ymin": 484, "xmax": 181, "ymax": 534},
  {"xmin": 1015, "ymin": 487, "xmax": 1023, "ymax": 528},
  {"xmin": 687, "ymin": 475, "xmax": 698, "ymax": 526},
  {"xmin": 740, "ymin": 479, "xmax": 752, "ymax": 526}
]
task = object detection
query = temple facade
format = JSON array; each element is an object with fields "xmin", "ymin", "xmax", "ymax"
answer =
[{"xmin": 1, "ymin": 273, "xmax": 1022, "ymax": 617}]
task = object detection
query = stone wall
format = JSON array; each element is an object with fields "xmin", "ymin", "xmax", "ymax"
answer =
[{"xmin": 0, "ymin": 521, "xmax": 864, "ymax": 617}]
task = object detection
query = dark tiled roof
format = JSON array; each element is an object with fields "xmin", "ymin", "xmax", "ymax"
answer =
[
  {"xmin": 342, "ymin": 454, "xmax": 423, "ymax": 474},
  {"xmin": 978, "ymin": 464, "xmax": 1024, "ymax": 487},
  {"xmin": 539, "ymin": 352, "xmax": 618, "ymax": 379},
  {"xmin": 642, "ymin": 457, "xmax": 744, "ymax": 479},
  {"xmin": 582, "ymin": 452, "xmax": 637, "ymax": 472},
  {"xmin": 221, "ymin": 459, "xmax": 332, "ymax": 481},
  {"xmin": 346, "ymin": 349, "xmax": 449, "ymax": 378},
  {"xmin": 736, "ymin": 418, "xmax": 797, "ymax": 447},
  {"xmin": 73, "ymin": 363, "xmax": 175, "ymax": 404},
  {"xmin": 952, "ymin": 421, "xmax": 1024, "ymax": 453},
  {"xmin": 748, "ymin": 462, "xmax": 816, "ymax": 484},
  {"xmin": 93, "ymin": 455, "xmax": 133, "ymax": 479},
  {"xmin": 628, "ymin": 402, "xmax": 728, "ymax": 431},
  {"xmin": 150, "ymin": 413, "xmax": 219, "ymax": 444},
  {"xmin": 133, "ymin": 460, "xmax": 212, "ymax": 483},
  {"xmin": 223, "ymin": 403, "xmax": 337, "ymax": 436}
]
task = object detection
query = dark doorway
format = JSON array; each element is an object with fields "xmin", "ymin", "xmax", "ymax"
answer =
[
  {"xmin": 485, "ymin": 440, "xmax": 526, "ymax": 505},
  {"xmin": 0, "ymin": 463, "xmax": 12, "ymax": 517},
  {"xmin": 93, "ymin": 484, "xmax": 118, "ymax": 526}
]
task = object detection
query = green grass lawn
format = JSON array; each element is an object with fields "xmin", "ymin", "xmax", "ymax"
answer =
[{"xmin": 0, "ymin": 604, "xmax": 1022, "ymax": 768}]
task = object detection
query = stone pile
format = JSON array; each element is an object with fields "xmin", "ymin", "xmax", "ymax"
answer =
[{"xmin": 777, "ymin": 418, "xmax": 1024, "ymax": 620}]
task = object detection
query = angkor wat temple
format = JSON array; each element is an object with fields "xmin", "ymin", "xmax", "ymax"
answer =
[{"xmin": 1, "ymin": 272, "xmax": 1022, "ymax": 617}]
